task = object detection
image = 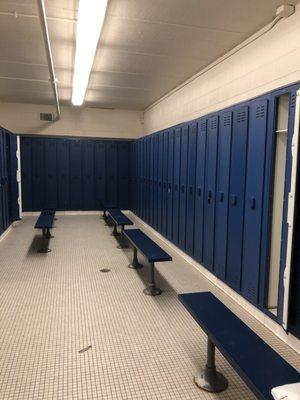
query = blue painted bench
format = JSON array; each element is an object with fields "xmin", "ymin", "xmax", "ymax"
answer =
[
  {"xmin": 178, "ymin": 292, "xmax": 300, "ymax": 399},
  {"xmin": 123, "ymin": 229, "xmax": 172, "ymax": 296},
  {"xmin": 108, "ymin": 210, "xmax": 134, "ymax": 248},
  {"xmin": 34, "ymin": 211, "xmax": 56, "ymax": 253}
]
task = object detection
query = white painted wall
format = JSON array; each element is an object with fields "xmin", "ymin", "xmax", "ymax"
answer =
[
  {"xmin": 143, "ymin": 4, "xmax": 300, "ymax": 134},
  {"xmin": 0, "ymin": 102, "xmax": 143, "ymax": 139}
]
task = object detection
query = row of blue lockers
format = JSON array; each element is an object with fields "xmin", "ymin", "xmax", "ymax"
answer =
[
  {"xmin": 20, "ymin": 136, "xmax": 132, "ymax": 212},
  {"xmin": 130, "ymin": 82, "xmax": 300, "ymax": 338},
  {"xmin": 0, "ymin": 128, "xmax": 19, "ymax": 236}
]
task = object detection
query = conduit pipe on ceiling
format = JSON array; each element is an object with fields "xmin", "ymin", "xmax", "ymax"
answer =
[
  {"xmin": 36, "ymin": 0, "xmax": 60, "ymax": 121},
  {"xmin": 145, "ymin": 4, "xmax": 295, "ymax": 112}
]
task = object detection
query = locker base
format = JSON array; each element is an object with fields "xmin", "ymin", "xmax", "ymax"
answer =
[{"xmin": 143, "ymin": 286, "xmax": 162, "ymax": 296}]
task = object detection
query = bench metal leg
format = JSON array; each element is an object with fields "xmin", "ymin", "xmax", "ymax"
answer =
[
  {"xmin": 194, "ymin": 338, "xmax": 228, "ymax": 393},
  {"xmin": 128, "ymin": 247, "xmax": 143, "ymax": 269},
  {"xmin": 143, "ymin": 262, "xmax": 162, "ymax": 296},
  {"xmin": 117, "ymin": 226, "xmax": 129, "ymax": 249},
  {"xmin": 46, "ymin": 228, "xmax": 54, "ymax": 239},
  {"xmin": 111, "ymin": 224, "xmax": 120, "ymax": 237},
  {"xmin": 38, "ymin": 228, "xmax": 51, "ymax": 253}
]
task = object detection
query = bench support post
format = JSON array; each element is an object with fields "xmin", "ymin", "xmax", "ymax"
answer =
[
  {"xmin": 111, "ymin": 224, "xmax": 120, "ymax": 237},
  {"xmin": 128, "ymin": 247, "xmax": 143, "ymax": 269},
  {"xmin": 194, "ymin": 338, "xmax": 228, "ymax": 393},
  {"xmin": 143, "ymin": 262, "xmax": 162, "ymax": 296},
  {"xmin": 38, "ymin": 228, "xmax": 51, "ymax": 253},
  {"xmin": 117, "ymin": 225, "xmax": 129, "ymax": 249}
]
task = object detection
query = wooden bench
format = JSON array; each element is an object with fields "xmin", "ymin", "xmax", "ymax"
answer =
[
  {"xmin": 178, "ymin": 292, "xmax": 300, "ymax": 399},
  {"xmin": 34, "ymin": 211, "xmax": 55, "ymax": 253},
  {"xmin": 123, "ymin": 229, "xmax": 172, "ymax": 296},
  {"xmin": 108, "ymin": 210, "xmax": 134, "ymax": 248}
]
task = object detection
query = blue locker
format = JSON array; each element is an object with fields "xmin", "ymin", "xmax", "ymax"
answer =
[
  {"xmin": 106, "ymin": 141, "xmax": 118, "ymax": 207},
  {"xmin": 172, "ymin": 127, "xmax": 181, "ymax": 244},
  {"xmin": 179, "ymin": 125, "xmax": 189, "ymax": 250},
  {"xmin": 203, "ymin": 116, "xmax": 219, "ymax": 269},
  {"xmin": 44, "ymin": 138, "xmax": 57, "ymax": 210},
  {"xmin": 57, "ymin": 139, "xmax": 70, "ymax": 211},
  {"xmin": 214, "ymin": 111, "xmax": 232, "ymax": 279},
  {"xmin": 32, "ymin": 138, "xmax": 45, "ymax": 211},
  {"xmin": 118, "ymin": 141, "xmax": 129, "ymax": 210},
  {"xmin": 70, "ymin": 140, "xmax": 83, "ymax": 210},
  {"xmin": 157, "ymin": 133, "xmax": 164, "ymax": 233},
  {"xmin": 0, "ymin": 131, "xmax": 9, "ymax": 230},
  {"xmin": 20, "ymin": 137, "xmax": 33, "ymax": 211},
  {"xmin": 8, "ymin": 133, "xmax": 19, "ymax": 222},
  {"xmin": 167, "ymin": 130, "xmax": 174, "ymax": 241},
  {"xmin": 140, "ymin": 139, "xmax": 145, "ymax": 219},
  {"xmin": 149, "ymin": 135, "xmax": 154, "ymax": 226},
  {"xmin": 194, "ymin": 118, "xmax": 207, "ymax": 263},
  {"xmin": 162, "ymin": 131, "xmax": 169, "ymax": 236},
  {"xmin": 153, "ymin": 135, "xmax": 159, "ymax": 229},
  {"xmin": 186, "ymin": 122, "xmax": 197, "ymax": 256},
  {"xmin": 242, "ymin": 99, "xmax": 269, "ymax": 303},
  {"xmin": 145, "ymin": 137, "xmax": 150, "ymax": 223},
  {"xmin": 138, "ymin": 139, "xmax": 142, "ymax": 217},
  {"xmin": 95, "ymin": 141, "xmax": 106, "ymax": 209},
  {"xmin": 226, "ymin": 106, "xmax": 249, "ymax": 290},
  {"xmin": 83, "ymin": 141, "xmax": 95, "ymax": 210}
]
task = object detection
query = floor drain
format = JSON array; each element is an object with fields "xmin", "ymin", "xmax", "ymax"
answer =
[
  {"xmin": 79, "ymin": 345, "xmax": 92, "ymax": 354},
  {"xmin": 100, "ymin": 268, "xmax": 111, "ymax": 273}
]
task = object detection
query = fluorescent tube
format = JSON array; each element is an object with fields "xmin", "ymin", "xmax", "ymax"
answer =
[{"xmin": 72, "ymin": 0, "xmax": 108, "ymax": 106}]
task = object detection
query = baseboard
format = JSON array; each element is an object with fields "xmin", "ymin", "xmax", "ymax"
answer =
[
  {"xmin": 0, "ymin": 225, "xmax": 13, "ymax": 243},
  {"xmin": 129, "ymin": 211, "xmax": 300, "ymax": 355}
]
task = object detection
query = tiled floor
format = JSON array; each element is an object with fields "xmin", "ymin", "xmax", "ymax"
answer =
[{"xmin": 0, "ymin": 214, "xmax": 299, "ymax": 400}]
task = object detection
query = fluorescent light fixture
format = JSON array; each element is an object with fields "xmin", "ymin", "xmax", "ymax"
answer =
[{"xmin": 72, "ymin": 0, "xmax": 108, "ymax": 106}]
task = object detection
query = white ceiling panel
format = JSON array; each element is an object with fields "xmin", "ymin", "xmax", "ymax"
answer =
[{"xmin": 0, "ymin": 0, "xmax": 299, "ymax": 110}]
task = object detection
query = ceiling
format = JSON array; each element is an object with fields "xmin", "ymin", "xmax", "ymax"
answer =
[{"xmin": 0, "ymin": 0, "xmax": 299, "ymax": 110}]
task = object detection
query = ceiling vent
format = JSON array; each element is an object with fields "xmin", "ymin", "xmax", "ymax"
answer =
[{"xmin": 40, "ymin": 112, "xmax": 54, "ymax": 121}]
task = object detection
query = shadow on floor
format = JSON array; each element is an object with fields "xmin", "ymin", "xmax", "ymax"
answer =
[{"xmin": 26, "ymin": 235, "xmax": 51, "ymax": 257}]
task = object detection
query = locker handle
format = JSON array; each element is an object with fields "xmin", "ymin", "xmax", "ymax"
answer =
[
  {"xmin": 189, "ymin": 186, "xmax": 193, "ymax": 195},
  {"xmin": 197, "ymin": 188, "xmax": 201, "ymax": 197},
  {"xmin": 230, "ymin": 195, "xmax": 237, "ymax": 206},
  {"xmin": 174, "ymin": 184, "xmax": 178, "ymax": 191},
  {"xmin": 163, "ymin": 183, "xmax": 166, "ymax": 189},
  {"xmin": 159, "ymin": 182, "xmax": 162, "ymax": 187},
  {"xmin": 207, "ymin": 190, "xmax": 212, "ymax": 204},
  {"xmin": 181, "ymin": 185, "xmax": 185, "ymax": 193},
  {"xmin": 219, "ymin": 192, "xmax": 224, "ymax": 202},
  {"xmin": 250, "ymin": 197, "xmax": 256, "ymax": 210}
]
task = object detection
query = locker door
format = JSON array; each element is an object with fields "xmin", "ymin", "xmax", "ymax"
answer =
[
  {"xmin": 57, "ymin": 139, "xmax": 70, "ymax": 211},
  {"xmin": 157, "ymin": 133, "xmax": 164, "ymax": 233},
  {"xmin": 1, "ymin": 133, "xmax": 9, "ymax": 230},
  {"xmin": 83, "ymin": 141, "xmax": 95, "ymax": 210},
  {"xmin": 194, "ymin": 118, "xmax": 207, "ymax": 262},
  {"xmin": 7, "ymin": 133, "xmax": 19, "ymax": 222},
  {"xmin": 140, "ymin": 139, "xmax": 144, "ymax": 219},
  {"xmin": 70, "ymin": 140, "xmax": 83, "ymax": 210},
  {"xmin": 149, "ymin": 135, "xmax": 154, "ymax": 226},
  {"xmin": 106, "ymin": 141, "xmax": 118, "ymax": 207},
  {"xmin": 178, "ymin": 125, "xmax": 189, "ymax": 250},
  {"xmin": 214, "ymin": 111, "xmax": 232, "ymax": 279},
  {"xmin": 172, "ymin": 128, "xmax": 181, "ymax": 244},
  {"xmin": 95, "ymin": 141, "xmax": 106, "ymax": 209},
  {"xmin": 118, "ymin": 141, "xmax": 129, "ymax": 210},
  {"xmin": 162, "ymin": 131, "xmax": 169, "ymax": 236},
  {"xmin": 153, "ymin": 135, "xmax": 159, "ymax": 229},
  {"xmin": 186, "ymin": 122, "xmax": 197, "ymax": 256},
  {"xmin": 145, "ymin": 138, "xmax": 150, "ymax": 223},
  {"xmin": 242, "ymin": 99, "xmax": 269, "ymax": 303},
  {"xmin": 203, "ymin": 116, "xmax": 219, "ymax": 269},
  {"xmin": 0, "ymin": 131, "xmax": 7, "ymax": 231},
  {"xmin": 167, "ymin": 130, "xmax": 174, "ymax": 241},
  {"xmin": 226, "ymin": 106, "xmax": 249, "ymax": 290},
  {"xmin": 20, "ymin": 137, "xmax": 33, "ymax": 211},
  {"xmin": 138, "ymin": 140, "xmax": 142, "ymax": 216},
  {"xmin": 44, "ymin": 139, "xmax": 57, "ymax": 210},
  {"xmin": 32, "ymin": 138, "xmax": 45, "ymax": 211}
]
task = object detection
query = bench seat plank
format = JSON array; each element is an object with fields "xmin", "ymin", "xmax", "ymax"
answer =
[
  {"xmin": 179, "ymin": 292, "xmax": 300, "ymax": 400},
  {"xmin": 34, "ymin": 214, "xmax": 55, "ymax": 229},
  {"xmin": 109, "ymin": 210, "xmax": 133, "ymax": 226},
  {"xmin": 124, "ymin": 229, "xmax": 172, "ymax": 263}
]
